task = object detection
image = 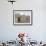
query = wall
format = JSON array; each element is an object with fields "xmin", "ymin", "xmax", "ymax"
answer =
[{"xmin": 0, "ymin": 0, "xmax": 46, "ymax": 42}]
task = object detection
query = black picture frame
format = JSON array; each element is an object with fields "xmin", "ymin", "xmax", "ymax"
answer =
[{"xmin": 13, "ymin": 10, "xmax": 33, "ymax": 26}]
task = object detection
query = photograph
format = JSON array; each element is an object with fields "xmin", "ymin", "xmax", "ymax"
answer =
[{"xmin": 13, "ymin": 10, "xmax": 32, "ymax": 25}]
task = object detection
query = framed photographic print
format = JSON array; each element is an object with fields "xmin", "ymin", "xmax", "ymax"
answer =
[{"xmin": 13, "ymin": 10, "xmax": 33, "ymax": 25}]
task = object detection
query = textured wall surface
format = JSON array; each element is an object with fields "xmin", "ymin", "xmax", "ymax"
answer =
[{"xmin": 0, "ymin": 0, "xmax": 46, "ymax": 42}]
